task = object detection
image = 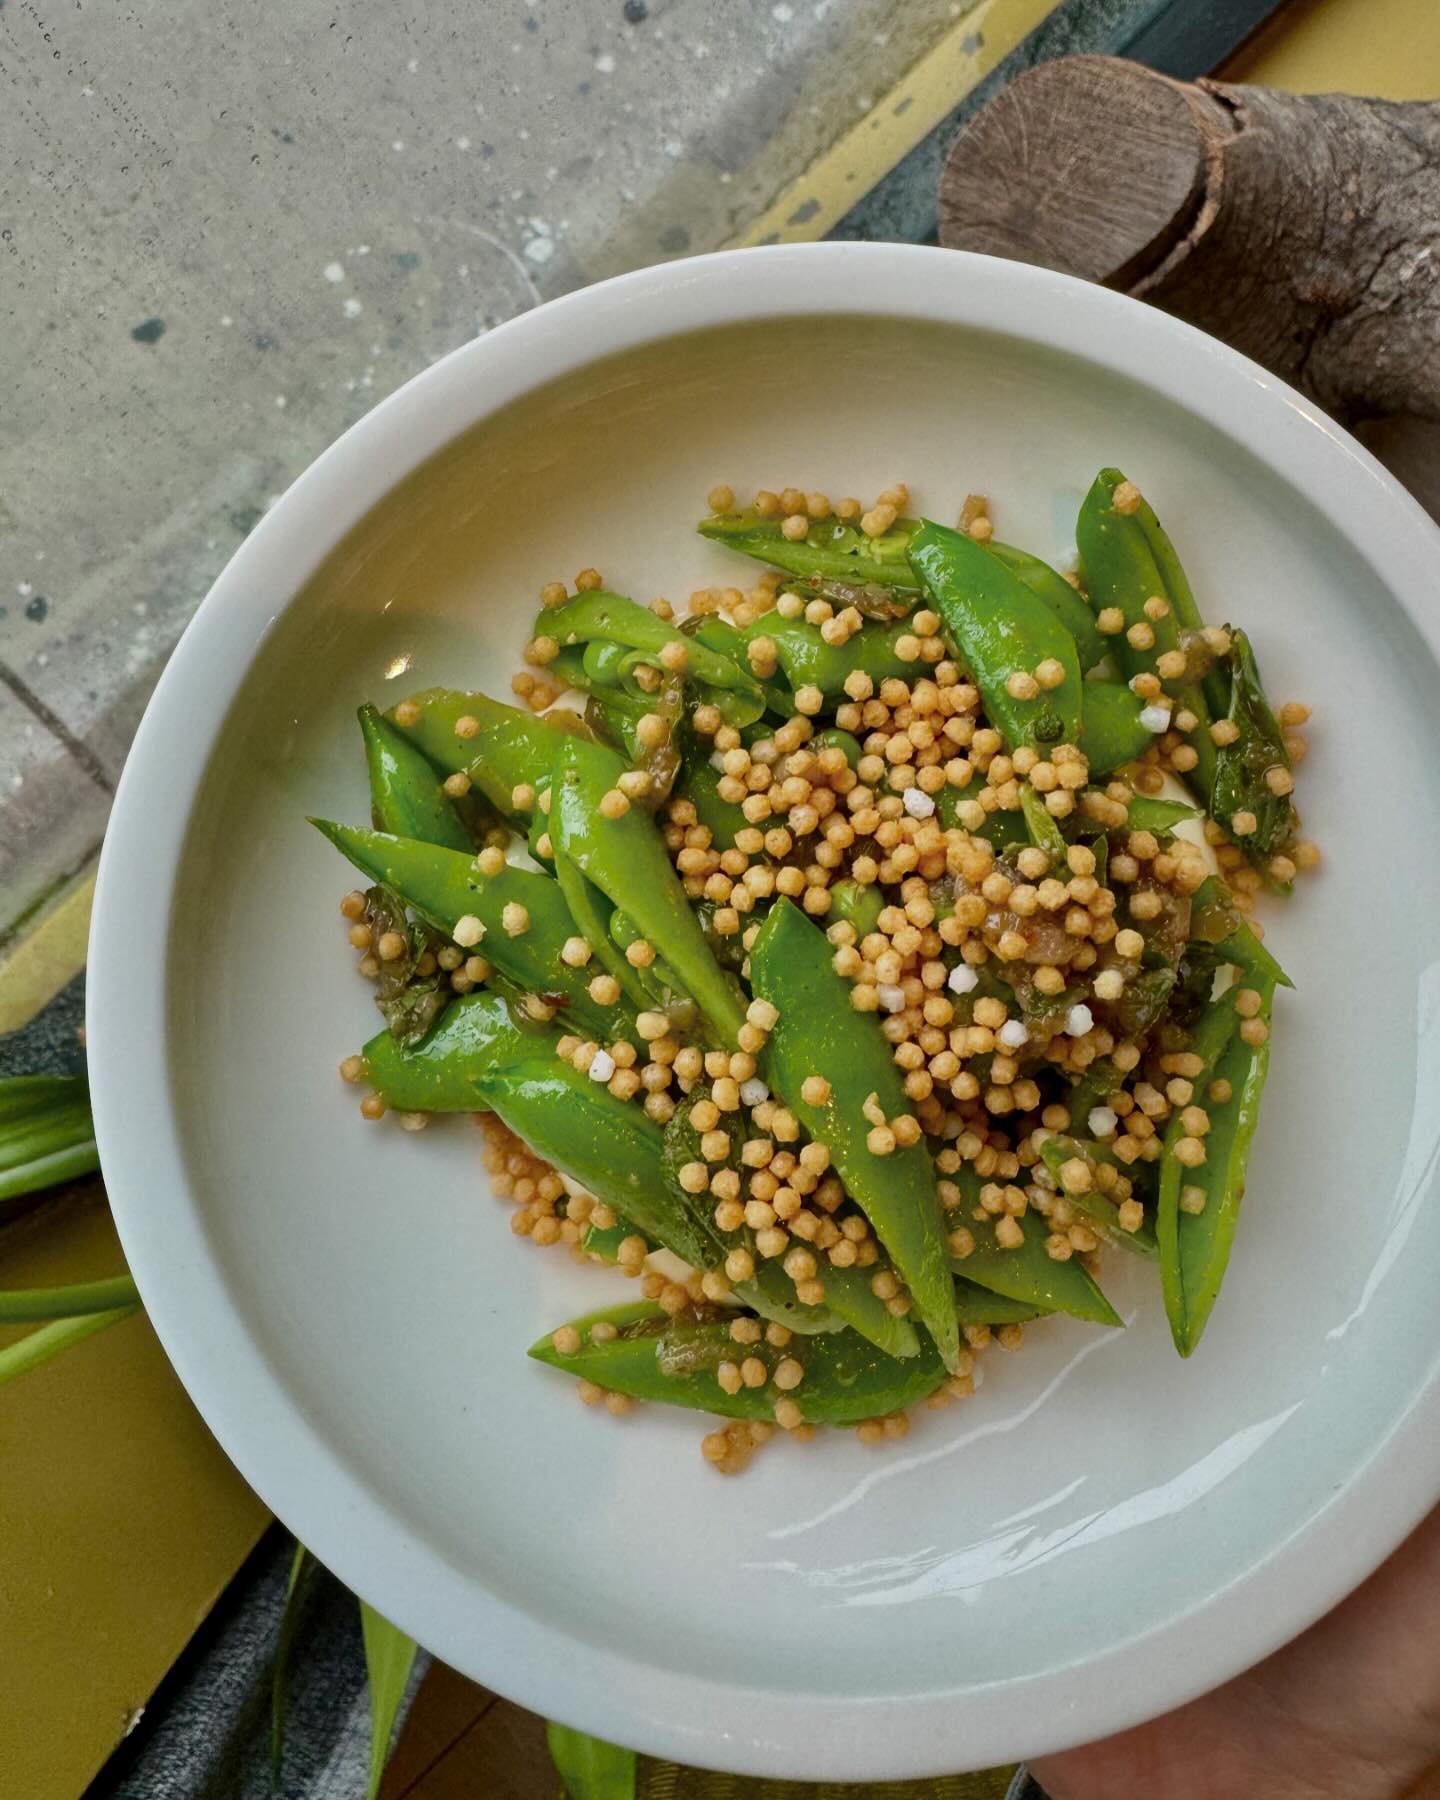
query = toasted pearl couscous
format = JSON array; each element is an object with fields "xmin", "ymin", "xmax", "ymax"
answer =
[{"xmin": 317, "ymin": 470, "xmax": 1311, "ymax": 1470}]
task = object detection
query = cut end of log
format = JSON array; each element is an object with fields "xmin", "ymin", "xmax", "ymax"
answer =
[{"xmin": 939, "ymin": 56, "xmax": 1216, "ymax": 288}]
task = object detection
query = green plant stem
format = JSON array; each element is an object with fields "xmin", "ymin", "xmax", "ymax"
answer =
[
  {"xmin": 0, "ymin": 1274, "xmax": 140, "ymax": 1321},
  {"xmin": 0, "ymin": 1306, "xmax": 137, "ymax": 1386}
]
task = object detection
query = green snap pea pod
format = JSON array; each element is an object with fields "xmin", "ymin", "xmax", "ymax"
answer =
[
  {"xmin": 1077, "ymin": 679, "xmax": 1155, "ymax": 777},
  {"xmin": 1125, "ymin": 794, "xmax": 1199, "ymax": 832},
  {"xmin": 1038, "ymin": 1135, "xmax": 1158, "ymax": 1260},
  {"xmin": 749, "ymin": 899, "xmax": 961, "ymax": 1373},
  {"xmin": 386, "ymin": 689, "xmax": 576, "ymax": 820},
  {"xmin": 582, "ymin": 1217, "xmax": 649, "ymax": 1263},
  {"xmin": 551, "ymin": 737, "xmax": 747, "ymax": 1047},
  {"xmin": 1075, "ymin": 472, "xmax": 1217, "ymax": 795},
  {"xmin": 361, "ymin": 991, "xmax": 550, "ymax": 1112},
  {"xmin": 1170, "ymin": 982, "xmax": 1275, "ymax": 1355},
  {"xmin": 828, "ymin": 878, "xmax": 884, "ymax": 939},
  {"xmin": 948, "ymin": 1170, "xmax": 1122, "ymax": 1326},
  {"xmin": 551, "ymin": 850, "xmax": 655, "ymax": 1013},
  {"xmin": 697, "ymin": 612, "xmax": 921, "ymax": 710},
  {"xmin": 679, "ymin": 759, "xmax": 746, "ymax": 851},
  {"xmin": 530, "ymin": 1301, "xmax": 946, "ymax": 1424},
  {"xmin": 953, "ymin": 1278, "xmax": 1049, "ymax": 1326},
  {"xmin": 1019, "ymin": 784, "xmax": 1068, "ymax": 864},
  {"xmin": 582, "ymin": 638, "xmax": 629, "ymax": 687},
  {"xmin": 1064, "ymin": 1059, "xmax": 1124, "ymax": 1132},
  {"xmin": 659, "ymin": 1089, "xmax": 853, "ymax": 1340},
  {"xmin": 1211, "ymin": 629, "xmax": 1295, "ymax": 859},
  {"xmin": 909, "ymin": 521, "xmax": 1082, "ymax": 750},
  {"xmin": 1190, "ymin": 876, "xmax": 1294, "ymax": 989},
  {"xmin": 526, "ymin": 780, "xmax": 555, "ymax": 870},
  {"xmin": 933, "ymin": 787, "xmax": 1024, "ymax": 846},
  {"xmin": 359, "ymin": 704, "xmax": 473, "ymax": 851},
  {"xmin": 813, "ymin": 726, "xmax": 863, "ymax": 766},
  {"xmin": 538, "ymin": 592, "xmax": 766, "ymax": 726},
  {"xmin": 606, "ymin": 908, "xmax": 695, "ymax": 1019},
  {"xmin": 475, "ymin": 1062, "xmax": 715, "ymax": 1271},
  {"xmin": 698, "ymin": 509, "xmax": 923, "ymax": 592},
  {"xmin": 1125, "ymin": 485, "xmax": 1227, "ymax": 717},
  {"xmin": 1156, "ymin": 986, "xmax": 1247, "ymax": 1344},
  {"xmin": 311, "ymin": 821, "xmax": 633, "ymax": 1040},
  {"xmin": 987, "ymin": 541, "xmax": 1107, "ymax": 672}
]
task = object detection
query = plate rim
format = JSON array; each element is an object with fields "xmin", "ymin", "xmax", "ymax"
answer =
[{"xmin": 87, "ymin": 242, "xmax": 1440, "ymax": 1780}]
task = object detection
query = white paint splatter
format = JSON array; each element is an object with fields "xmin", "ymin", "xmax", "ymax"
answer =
[
  {"xmin": 392, "ymin": 140, "xmax": 405, "ymax": 152},
  {"xmin": 524, "ymin": 235, "xmax": 555, "ymax": 265},
  {"xmin": 772, "ymin": 2, "xmax": 794, "ymax": 19},
  {"xmin": 357, "ymin": 245, "xmax": 371, "ymax": 255},
  {"xmin": 323, "ymin": 261, "xmax": 345, "ymax": 283},
  {"xmin": 81, "ymin": 85, "xmax": 95, "ymax": 97},
  {"xmin": 407, "ymin": 56, "xmax": 419, "ymax": 72},
  {"xmin": 343, "ymin": 296, "xmax": 364, "ymax": 317},
  {"xmin": 220, "ymin": 314, "xmax": 233, "ymax": 326},
  {"xmin": 594, "ymin": 52, "xmax": 615, "ymax": 72},
  {"xmin": 17, "ymin": 582, "xmax": 32, "ymax": 597},
  {"xmin": 663, "ymin": 139, "xmax": 683, "ymax": 158},
  {"xmin": 456, "ymin": 135, "xmax": 471, "ymax": 149},
  {"xmin": 274, "ymin": 394, "xmax": 287, "ymax": 408}
]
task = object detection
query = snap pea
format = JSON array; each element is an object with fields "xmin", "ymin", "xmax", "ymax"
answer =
[
  {"xmin": 550, "ymin": 737, "xmax": 747, "ymax": 1047},
  {"xmin": 1019, "ymin": 784, "xmax": 1068, "ymax": 864},
  {"xmin": 1125, "ymin": 794, "xmax": 1199, "ymax": 832},
  {"xmin": 1211, "ymin": 630, "xmax": 1295, "ymax": 859},
  {"xmin": 359, "ymin": 704, "xmax": 473, "ymax": 850},
  {"xmin": 605, "ymin": 908, "xmax": 695, "ymax": 1021},
  {"xmin": 530, "ymin": 1300, "xmax": 946, "ymax": 1424},
  {"xmin": 361, "ymin": 991, "xmax": 549, "ymax": 1112},
  {"xmin": 694, "ymin": 611, "xmax": 921, "ymax": 711},
  {"xmin": 953, "ymin": 1278, "xmax": 1049, "ymax": 1326},
  {"xmin": 387, "ymin": 688, "xmax": 576, "ymax": 820},
  {"xmin": 1038, "ymin": 1134, "xmax": 1158, "ymax": 1260},
  {"xmin": 551, "ymin": 850, "xmax": 655, "ymax": 1013},
  {"xmin": 749, "ymin": 900, "xmax": 961, "ymax": 1373},
  {"xmin": 1156, "ymin": 986, "xmax": 1247, "ymax": 1344},
  {"xmin": 1163, "ymin": 979, "xmax": 1275, "ymax": 1355},
  {"xmin": 475, "ymin": 1061, "xmax": 716, "ymax": 1271},
  {"xmin": 582, "ymin": 1217, "xmax": 648, "ymax": 1263},
  {"xmin": 909, "ymin": 521, "xmax": 1082, "ymax": 750},
  {"xmin": 948, "ymin": 1170, "xmax": 1122, "ymax": 1326},
  {"xmin": 1075, "ymin": 471, "xmax": 1217, "ymax": 796},
  {"xmin": 1190, "ymin": 875, "xmax": 1294, "ymax": 989},
  {"xmin": 538, "ymin": 591, "xmax": 766, "ymax": 726},
  {"xmin": 827, "ymin": 878, "xmax": 884, "ymax": 939},
  {"xmin": 311, "ymin": 820, "xmax": 633, "ymax": 1039},
  {"xmin": 988, "ymin": 540, "xmax": 1107, "ymax": 672},
  {"xmin": 812, "ymin": 726, "xmax": 863, "ymax": 767},
  {"xmin": 679, "ymin": 759, "xmax": 746, "ymax": 851},
  {"xmin": 1124, "ymin": 484, "xmax": 1225, "ymax": 716},
  {"xmin": 1077, "ymin": 679, "xmax": 1155, "ymax": 777},
  {"xmin": 698, "ymin": 509, "xmax": 923, "ymax": 593},
  {"xmin": 660, "ymin": 1088, "xmax": 872, "ymax": 1342}
]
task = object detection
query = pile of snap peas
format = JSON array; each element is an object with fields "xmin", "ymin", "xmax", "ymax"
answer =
[{"xmin": 316, "ymin": 470, "xmax": 1312, "ymax": 1467}]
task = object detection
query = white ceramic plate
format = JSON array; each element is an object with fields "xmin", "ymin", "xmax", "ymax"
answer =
[{"xmin": 89, "ymin": 246, "xmax": 1440, "ymax": 1781}]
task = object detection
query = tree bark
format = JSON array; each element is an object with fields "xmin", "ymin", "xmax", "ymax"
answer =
[{"xmin": 937, "ymin": 55, "xmax": 1440, "ymax": 437}]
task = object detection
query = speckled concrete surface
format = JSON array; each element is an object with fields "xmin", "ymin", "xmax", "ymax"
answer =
[{"xmin": 0, "ymin": 0, "xmax": 972, "ymax": 937}]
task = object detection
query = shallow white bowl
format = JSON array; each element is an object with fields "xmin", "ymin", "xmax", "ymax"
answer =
[{"xmin": 89, "ymin": 244, "xmax": 1440, "ymax": 1781}]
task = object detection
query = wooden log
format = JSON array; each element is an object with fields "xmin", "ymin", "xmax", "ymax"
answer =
[{"xmin": 938, "ymin": 55, "xmax": 1440, "ymax": 433}]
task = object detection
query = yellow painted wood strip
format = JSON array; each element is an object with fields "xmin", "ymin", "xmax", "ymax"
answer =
[
  {"xmin": 1223, "ymin": 0, "xmax": 1440, "ymax": 99},
  {"xmin": 0, "ymin": 869, "xmax": 96, "ymax": 1037},
  {"xmin": 0, "ymin": 1188, "xmax": 270, "ymax": 1799},
  {"xmin": 736, "ymin": 0, "xmax": 1057, "ymax": 246}
]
